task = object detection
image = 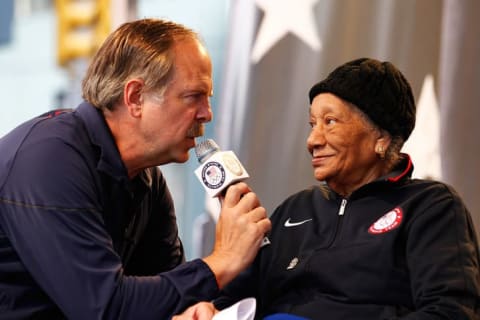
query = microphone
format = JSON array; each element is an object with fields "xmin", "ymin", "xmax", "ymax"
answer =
[
  {"xmin": 194, "ymin": 139, "xmax": 271, "ymax": 247},
  {"xmin": 194, "ymin": 139, "xmax": 250, "ymax": 198}
]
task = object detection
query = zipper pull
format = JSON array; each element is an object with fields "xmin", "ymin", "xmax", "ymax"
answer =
[{"xmin": 338, "ymin": 199, "xmax": 347, "ymax": 216}]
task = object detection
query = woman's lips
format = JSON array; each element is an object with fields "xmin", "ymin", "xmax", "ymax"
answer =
[{"xmin": 311, "ymin": 155, "xmax": 332, "ymax": 166}]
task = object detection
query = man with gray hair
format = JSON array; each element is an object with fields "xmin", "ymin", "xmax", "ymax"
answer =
[{"xmin": 0, "ymin": 18, "xmax": 271, "ymax": 319}]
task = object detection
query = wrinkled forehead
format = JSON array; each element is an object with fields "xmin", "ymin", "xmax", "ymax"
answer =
[{"xmin": 309, "ymin": 93, "xmax": 378, "ymax": 129}]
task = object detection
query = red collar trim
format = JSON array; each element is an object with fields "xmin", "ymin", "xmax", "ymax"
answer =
[{"xmin": 387, "ymin": 154, "xmax": 413, "ymax": 182}]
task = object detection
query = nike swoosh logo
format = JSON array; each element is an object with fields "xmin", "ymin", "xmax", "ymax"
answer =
[{"xmin": 284, "ymin": 218, "xmax": 313, "ymax": 227}]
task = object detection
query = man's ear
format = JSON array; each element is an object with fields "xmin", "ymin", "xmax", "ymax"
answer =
[{"xmin": 124, "ymin": 78, "xmax": 145, "ymax": 118}]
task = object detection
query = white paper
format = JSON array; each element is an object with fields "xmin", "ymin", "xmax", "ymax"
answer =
[{"xmin": 213, "ymin": 297, "xmax": 256, "ymax": 320}]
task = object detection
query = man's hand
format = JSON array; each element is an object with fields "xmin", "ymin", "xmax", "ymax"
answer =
[
  {"xmin": 203, "ymin": 182, "xmax": 271, "ymax": 289},
  {"xmin": 173, "ymin": 302, "xmax": 217, "ymax": 320}
]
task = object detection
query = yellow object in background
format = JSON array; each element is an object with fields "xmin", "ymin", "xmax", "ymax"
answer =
[{"xmin": 55, "ymin": 0, "xmax": 111, "ymax": 66}]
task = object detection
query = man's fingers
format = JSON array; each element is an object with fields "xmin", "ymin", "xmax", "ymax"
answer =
[
  {"xmin": 238, "ymin": 191, "xmax": 261, "ymax": 210},
  {"xmin": 247, "ymin": 206, "xmax": 268, "ymax": 222},
  {"xmin": 221, "ymin": 182, "xmax": 251, "ymax": 208}
]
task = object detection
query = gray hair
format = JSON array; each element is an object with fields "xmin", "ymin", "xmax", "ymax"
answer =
[
  {"xmin": 347, "ymin": 100, "xmax": 404, "ymax": 170},
  {"xmin": 82, "ymin": 18, "xmax": 200, "ymax": 110}
]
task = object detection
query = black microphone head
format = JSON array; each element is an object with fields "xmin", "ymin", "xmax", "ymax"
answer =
[{"xmin": 195, "ymin": 138, "xmax": 220, "ymax": 163}]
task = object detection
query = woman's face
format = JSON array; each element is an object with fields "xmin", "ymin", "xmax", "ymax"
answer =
[{"xmin": 307, "ymin": 93, "xmax": 388, "ymax": 195}]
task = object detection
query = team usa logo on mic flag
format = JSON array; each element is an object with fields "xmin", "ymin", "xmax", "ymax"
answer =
[
  {"xmin": 222, "ymin": 153, "xmax": 244, "ymax": 176},
  {"xmin": 201, "ymin": 162, "xmax": 226, "ymax": 189},
  {"xmin": 194, "ymin": 139, "xmax": 250, "ymax": 197}
]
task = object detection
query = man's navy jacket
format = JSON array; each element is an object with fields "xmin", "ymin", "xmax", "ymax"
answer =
[{"xmin": 0, "ymin": 102, "xmax": 218, "ymax": 319}]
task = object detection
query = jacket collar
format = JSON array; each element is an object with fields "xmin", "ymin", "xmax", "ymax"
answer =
[
  {"xmin": 384, "ymin": 153, "xmax": 414, "ymax": 182},
  {"xmin": 75, "ymin": 101, "xmax": 129, "ymax": 183},
  {"xmin": 322, "ymin": 153, "xmax": 414, "ymax": 200}
]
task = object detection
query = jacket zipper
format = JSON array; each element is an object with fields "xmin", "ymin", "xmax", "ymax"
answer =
[
  {"xmin": 324, "ymin": 198, "xmax": 348, "ymax": 249},
  {"xmin": 332, "ymin": 198, "xmax": 347, "ymax": 244},
  {"xmin": 338, "ymin": 198, "xmax": 347, "ymax": 216},
  {"xmin": 307, "ymin": 198, "xmax": 348, "ymax": 270}
]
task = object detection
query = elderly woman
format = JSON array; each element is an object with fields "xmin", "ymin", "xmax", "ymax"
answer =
[{"xmin": 176, "ymin": 58, "xmax": 480, "ymax": 320}]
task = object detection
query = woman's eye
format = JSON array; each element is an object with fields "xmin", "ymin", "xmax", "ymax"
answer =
[{"xmin": 326, "ymin": 118, "xmax": 337, "ymax": 125}]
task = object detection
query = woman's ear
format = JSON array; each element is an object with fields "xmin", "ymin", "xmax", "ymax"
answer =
[
  {"xmin": 375, "ymin": 130, "xmax": 392, "ymax": 159},
  {"xmin": 124, "ymin": 78, "xmax": 144, "ymax": 118}
]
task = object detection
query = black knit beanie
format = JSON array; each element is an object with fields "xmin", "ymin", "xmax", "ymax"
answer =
[{"xmin": 308, "ymin": 58, "xmax": 416, "ymax": 141}]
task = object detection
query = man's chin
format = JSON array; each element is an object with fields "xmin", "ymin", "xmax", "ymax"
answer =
[
  {"xmin": 173, "ymin": 152, "xmax": 190, "ymax": 164},
  {"xmin": 170, "ymin": 141, "xmax": 197, "ymax": 163}
]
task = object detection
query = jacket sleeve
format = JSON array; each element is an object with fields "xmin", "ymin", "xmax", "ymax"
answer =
[
  {"xmin": 0, "ymin": 134, "xmax": 219, "ymax": 319},
  {"xmin": 402, "ymin": 184, "xmax": 480, "ymax": 319},
  {"xmin": 214, "ymin": 201, "xmax": 284, "ymax": 315},
  {"xmin": 214, "ymin": 263, "xmax": 260, "ymax": 311}
]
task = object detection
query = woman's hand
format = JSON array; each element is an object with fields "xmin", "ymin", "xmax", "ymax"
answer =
[{"xmin": 172, "ymin": 302, "xmax": 218, "ymax": 320}]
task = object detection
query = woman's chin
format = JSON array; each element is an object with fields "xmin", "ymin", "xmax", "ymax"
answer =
[{"xmin": 313, "ymin": 168, "xmax": 331, "ymax": 182}]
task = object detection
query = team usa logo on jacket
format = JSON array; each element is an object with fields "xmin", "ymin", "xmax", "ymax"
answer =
[{"xmin": 368, "ymin": 207, "xmax": 403, "ymax": 234}]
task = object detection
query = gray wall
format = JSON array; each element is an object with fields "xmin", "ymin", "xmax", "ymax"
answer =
[{"xmin": 215, "ymin": 0, "xmax": 480, "ymax": 240}]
